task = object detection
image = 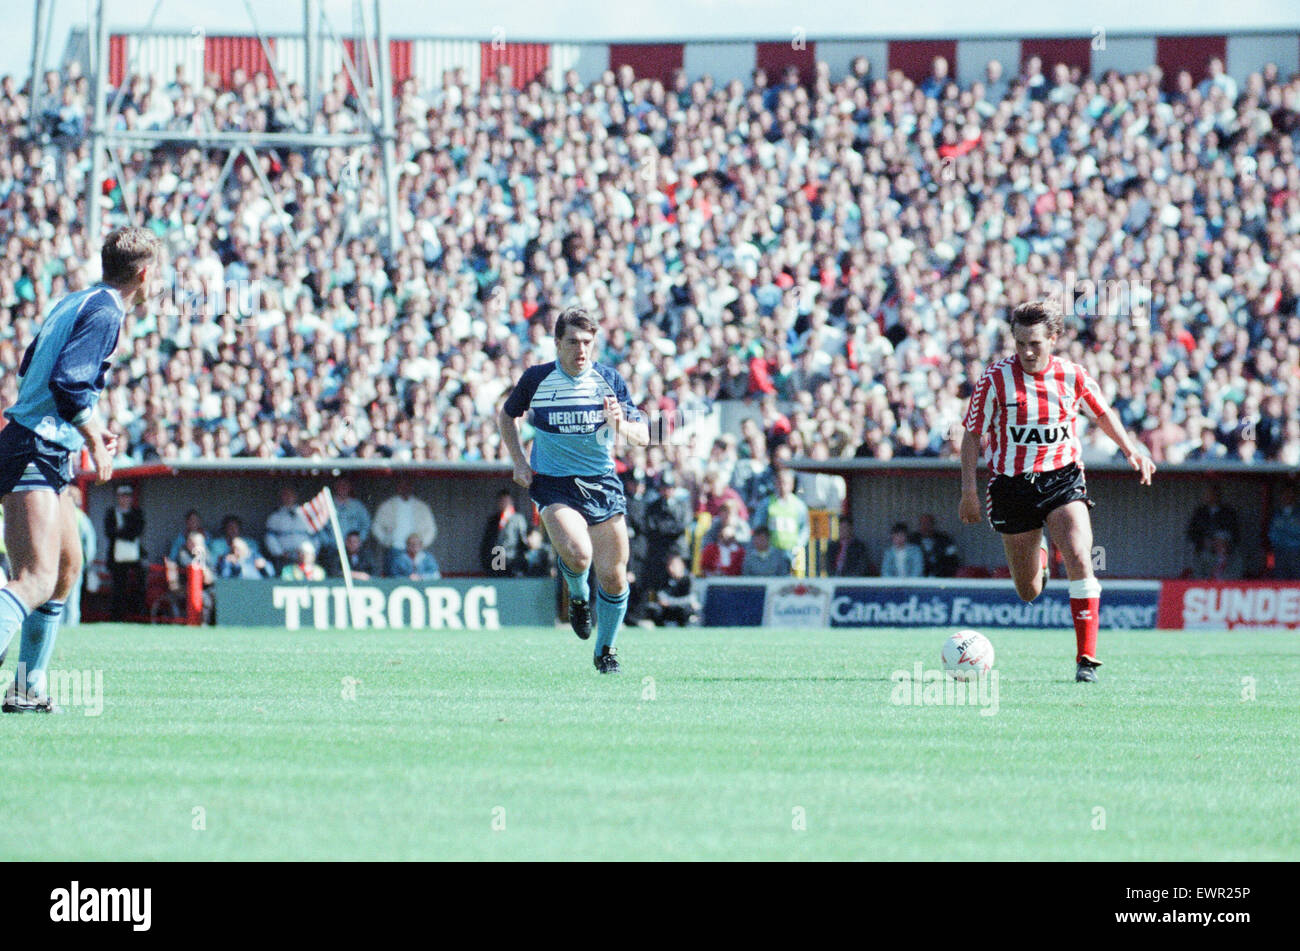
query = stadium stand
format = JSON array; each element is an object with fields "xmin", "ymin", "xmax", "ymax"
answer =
[{"xmin": 1, "ymin": 35, "xmax": 1298, "ymax": 550}]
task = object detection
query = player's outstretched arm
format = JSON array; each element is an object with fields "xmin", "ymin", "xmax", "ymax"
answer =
[
  {"xmin": 498, "ymin": 409, "xmax": 532, "ymax": 488},
  {"xmin": 1092, "ymin": 403, "xmax": 1156, "ymax": 485},
  {"xmin": 958, "ymin": 429, "xmax": 983, "ymax": 524}
]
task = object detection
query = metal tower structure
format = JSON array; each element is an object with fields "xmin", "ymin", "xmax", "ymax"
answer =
[{"xmin": 74, "ymin": 0, "xmax": 401, "ymax": 256}]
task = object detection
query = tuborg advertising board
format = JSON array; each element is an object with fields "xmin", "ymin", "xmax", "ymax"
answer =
[{"xmin": 214, "ymin": 578, "xmax": 555, "ymax": 629}]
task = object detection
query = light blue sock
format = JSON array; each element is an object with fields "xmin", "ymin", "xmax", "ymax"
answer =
[
  {"xmin": 594, "ymin": 584, "xmax": 629, "ymax": 656},
  {"xmin": 16, "ymin": 600, "xmax": 64, "ymax": 696},
  {"xmin": 0, "ymin": 588, "xmax": 30, "ymax": 663},
  {"xmin": 558, "ymin": 558, "xmax": 590, "ymax": 602}
]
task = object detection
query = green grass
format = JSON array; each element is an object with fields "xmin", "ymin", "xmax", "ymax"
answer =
[{"xmin": 0, "ymin": 624, "xmax": 1296, "ymax": 861}]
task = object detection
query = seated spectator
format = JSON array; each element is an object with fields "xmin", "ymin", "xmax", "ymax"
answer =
[
  {"xmin": 373, "ymin": 478, "xmax": 437, "ymax": 575},
  {"xmin": 703, "ymin": 498, "xmax": 752, "ymax": 547},
  {"xmin": 281, "ymin": 541, "xmax": 326, "ymax": 581},
  {"xmin": 1185, "ymin": 426, "xmax": 1228, "ymax": 462},
  {"xmin": 1268, "ymin": 485, "xmax": 1300, "ymax": 580},
  {"xmin": 698, "ymin": 468, "xmax": 748, "ymax": 523},
  {"xmin": 480, "ymin": 489, "xmax": 528, "ymax": 574},
  {"xmin": 389, "ymin": 532, "xmax": 441, "ymax": 580},
  {"xmin": 644, "ymin": 555, "xmax": 699, "ymax": 626},
  {"xmin": 175, "ymin": 530, "xmax": 210, "ymax": 573},
  {"xmin": 210, "ymin": 515, "xmax": 261, "ymax": 562},
  {"xmin": 326, "ymin": 530, "xmax": 377, "ymax": 580},
  {"xmin": 318, "ymin": 477, "xmax": 371, "ymax": 558},
  {"xmin": 742, "ymin": 526, "xmax": 792, "ymax": 577},
  {"xmin": 921, "ymin": 55, "xmax": 952, "ymax": 98},
  {"xmin": 158, "ymin": 531, "xmax": 215, "ymax": 623},
  {"xmin": 1192, "ymin": 531, "xmax": 1244, "ymax": 581},
  {"xmin": 759, "ymin": 395, "xmax": 792, "ymax": 449},
  {"xmin": 881, "ymin": 522, "xmax": 924, "ymax": 577},
  {"xmin": 753, "ymin": 468, "xmax": 809, "ymax": 569},
  {"xmin": 520, "ymin": 528, "xmax": 555, "ymax": 578},
  {"xmin": 265, "ymin": 486, "xmax": 314, "ymax": 571},
  {"xmin": 217, "ymin": 537, "xmax": 275, "ymax": 579},
  {"xmin": 829, "ymin": 515, "xmax": 871, "ymax": 576},
  {"xmin": 1186, "ymin": 484, "xmax": 1240, "ymax": 557},
  {"xmin": 168, "ymin": 509, "xmax": 207, "ymax": 562},
  {"xmin": 913, "ymin": 513, "xmax": 960, "ymax": 577},
  {"xmin": 700, "ymin": 520, "xmax": 746, "ymax": 577}
]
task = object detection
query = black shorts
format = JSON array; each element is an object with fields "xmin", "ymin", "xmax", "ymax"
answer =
[
  {"xmin": 0, "ymin": 422, "xmax": 75, "ymax": 496},
  {"xmin": 988, "ymin": 462, "xmax": 1093, "ymax": 535},
  {"xmin": 530, "ymin": 471, "xmax": 626, "ymax": 526}
]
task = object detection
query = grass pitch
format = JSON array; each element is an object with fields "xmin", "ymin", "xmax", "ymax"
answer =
[{"xmin": 0, "ymin": 624, "xmax": 1296, "ymax": 861}]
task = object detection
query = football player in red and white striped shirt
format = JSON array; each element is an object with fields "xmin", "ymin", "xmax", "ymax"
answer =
[{"xmin": 958, "ymin": 301, "xmax": 1156, "ymax": 682}]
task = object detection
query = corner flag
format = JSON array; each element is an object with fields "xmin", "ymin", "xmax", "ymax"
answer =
[
  {"xmin": 298, "ymin": 487, "xmax": 356, "ymax": 628},
  {"xmin": 300, "ymin": 488, "xmax": 333, "ymax": 534}
]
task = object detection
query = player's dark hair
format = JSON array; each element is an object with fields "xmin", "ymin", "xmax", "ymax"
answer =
[
  {"xmin": 1010, "ymin": 300, "xmax": 1065, "ymax": 338},
  {"xmin": 101, "ymin": 226, "xmax": 161, "ymax": 287},
  {"xmin": 554, "ymin": 306, "xmax": 597, "ymax": 342}
]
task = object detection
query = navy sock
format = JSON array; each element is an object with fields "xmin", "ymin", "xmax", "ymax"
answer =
[{"xmin": 594, "ymin": 584, "xmax": 629, "ymax": 656}]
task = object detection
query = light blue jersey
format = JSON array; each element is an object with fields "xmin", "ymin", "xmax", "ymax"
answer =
[
  {"xmin": 5, "ymin": 284, "xmax": 125, "ymax": 451},
  {"xmin": 502, "ymin": 361, "xmax": 644, "ymax": 477}
]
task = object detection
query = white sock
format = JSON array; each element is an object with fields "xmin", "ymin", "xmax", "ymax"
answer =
[{"xmin": 1069, "ymin": 577, "xmax": 1101, "ymax": 599}]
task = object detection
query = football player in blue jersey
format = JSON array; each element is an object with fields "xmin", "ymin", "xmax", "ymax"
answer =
[
  {"xmin": 498, "ymin": 307, "xmax": 649, "ymax": 673},
  {"xmin": 0, "ymin": 227, "xmax": 161, "ymax": 712}
]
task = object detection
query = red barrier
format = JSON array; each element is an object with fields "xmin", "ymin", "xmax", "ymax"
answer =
[
  {"xmin": 186, "ymin": 563, "xmax": 204, "ymax": 626},
  {"xmin": 1157, "ymin": 580, "xmax": 1300, "ymax": 630}
]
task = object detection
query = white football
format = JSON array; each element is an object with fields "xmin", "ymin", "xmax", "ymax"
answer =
[{"xmin": 942, "ymin": 630, "xmax": 995, "ymax": 681}]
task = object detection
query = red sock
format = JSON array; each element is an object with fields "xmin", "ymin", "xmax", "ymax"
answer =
[
  {"xmin": 1070, "ymin": 598, "xmax": 1100, "ymax": 660},
  {"xmin": 1069, "ymin": 578, "xmax": 1102, "ymax": 661}
]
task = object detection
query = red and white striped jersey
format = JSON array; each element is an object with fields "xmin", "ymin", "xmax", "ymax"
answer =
[{"xmin": 963, "ymin": 355, "xmax": 1107, "ymax": 476}]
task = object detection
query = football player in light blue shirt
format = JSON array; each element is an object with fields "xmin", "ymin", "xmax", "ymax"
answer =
[
  {"xmin": 0, "ymin": 227, "xmax": 161, "ymax": 712},
  {"xmin": 499, "ymin": 307, "xmax": 649, "ymax": 673}
]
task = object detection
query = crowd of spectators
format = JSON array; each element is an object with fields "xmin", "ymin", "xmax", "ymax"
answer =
[
  {"xmin": 4, "ymin": 47, "xmax": 1300, "ymax": 619},
  {"xmin": 0, "ymin": 52, "xmax": 1296, "ymax": 483}
]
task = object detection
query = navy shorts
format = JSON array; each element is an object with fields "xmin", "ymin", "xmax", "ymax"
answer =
[
  {"xmin": 0, "ymin": 422, "xmax": 75, "ymax": 496},
  {"xmin": 988, "ymin": 462, "xmax": 1093, "ymax": 535},
  {"xmin": 530, "ymin": 472, "xmax": 626, "ymax": 525}
]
